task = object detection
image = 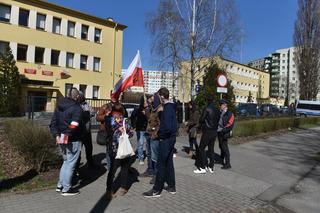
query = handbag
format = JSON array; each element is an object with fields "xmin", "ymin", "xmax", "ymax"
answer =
[
  {"xmin": 189, "ymin": 126, "xmax": 197, "ymax": 139},
  {"xmin": 96, "ymin": 129, "xmax": 108, "ymax": 145},
  {"xmin": 116, "ymin": 119, "xmax": 135, "ymax": 159}
]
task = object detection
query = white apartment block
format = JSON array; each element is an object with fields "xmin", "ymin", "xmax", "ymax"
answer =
[
  {"xmin": 276, "ymin": 47, "xmax": 299, "ymax": 104},
  {"xmin": 122, "ymin": 69, "xmax": 179, "ymax": 99}
]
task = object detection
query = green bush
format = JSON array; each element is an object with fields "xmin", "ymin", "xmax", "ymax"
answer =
[
  {"xmin": 2, "ymin": 119, "xmax": 60, "ymax": 172},
  {"xmin": 234, "ymin": 117, "xmax": 320, "ymax": 137}
]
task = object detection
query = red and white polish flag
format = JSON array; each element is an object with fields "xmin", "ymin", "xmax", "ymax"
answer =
[{"xmin": 112, "ymin": 51, "xmax": 144, "ymax": 100}]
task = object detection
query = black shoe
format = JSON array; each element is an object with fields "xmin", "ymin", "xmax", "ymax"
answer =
[
  {"xmin": 56, "ymin": 186, "xmax": 63, "ymax": 192},
  {"xmin": 221, "ymin": 165, "xmax": 231, "ymax": 170},
  {"xmin": 163, "ymin": 186, "xmax": 176, "ymax": 195},
  {"xmin": 149, "ymin": 176, "xmax": 155, "ymax": 184},
  {"xmin": 61, "ymin": 189, "xmax": 80, "ymax": 196},
  {"xmin": 143, "ymin": 189, "xmax": 161, "ymax": 198},
  {"xmin": 140, "ymin": 171, "xmax": 153, "ymax": 177}
]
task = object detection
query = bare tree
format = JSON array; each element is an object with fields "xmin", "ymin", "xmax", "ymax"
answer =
[
  {"xmin": 146, "ymin": 0, "xmax": 184, "ymax": 98},
  {"xmin": 146, "ymin": 0, "xmax": 241, "ymax": 101},
  {"xmin": 294, "ymin": 0, "xmax": 320, "ymax": 100}
]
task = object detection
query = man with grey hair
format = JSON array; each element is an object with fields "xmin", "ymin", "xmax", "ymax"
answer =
[{"xmin": 50, "ymin": 87, "xmax": 83, "ymax": 196}]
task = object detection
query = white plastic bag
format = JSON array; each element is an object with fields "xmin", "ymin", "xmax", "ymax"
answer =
[{"xmin": 116, "ymin": 119, "xmax": 135, "ymax": 159}]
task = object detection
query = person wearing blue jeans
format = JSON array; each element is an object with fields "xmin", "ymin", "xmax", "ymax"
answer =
[
  {"xmin": 131, "ymin": 95, "xmax": 150, "ymax": 165},
  {"xmin": 143, "ymin": 87, "xmax": 177, "ymax": 198},
  {"xmin": 57, "ymin": 141, "xmax": 82, "ymax": 193},
  {"xmin": 136, "ymin": 131, "xmax": 146, "ymax": 163},
  {"xmin": 148, "ymin": 139, "xmax": 159, "ymax": 184},
  {"xmin": 50, "ymin": 87, "xmax": 83, "ymax": 196}
]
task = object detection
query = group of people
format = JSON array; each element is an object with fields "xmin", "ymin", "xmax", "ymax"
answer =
[{"xmin": 49, "ymin": 86, "xmax": 234, "ymax": 199}]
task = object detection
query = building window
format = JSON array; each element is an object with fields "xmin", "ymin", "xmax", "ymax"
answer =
[
  {"xmin": 93, "ymin": 57, "xmax": 100, "ymax": 71},
  {"xmin": 52, "ymin": 17, "xmax": 61, "ymax": 34},
  {"xmin": 17, "ymin": 44, "xmax": 28, "ymax": 61},
  {"xmin": 282, "ymin": 66, "xmax": 285, "ymax": 69},
  {"xmin": 66, "ymin": 52, "xmax": 74, "ymax": 68},
  {"xmin": 51, "ymin": 49, "xmax": 60, "ymax": 65},
  {"xmin": 35, "ymin": 47, "xmax": 45, "ymax": 63},
  {"xmin": 0, "ymin": 4, "xmax": 11, "ymax": 22},
  {"xmin": 94, "ymin": 28, "xmax": 101, "ymax": 43},
  {"xmin": 282, "ymin": 54, "xmax": 285, "ymax": 57},
  {"xmin": 93, "ymin": 86, "xmax": 99, "ymax": 99},
  {"xmin": 36, "ymin": 13, "xmax": 46, "ymax": 30},
  {"xmin": 19, "ymin": 9, "xmax": 29, "ymax": 27},
  {"xmin": 67, "ymin": 21, "xmax": 75, "ymax": 37},
  {"xmin": 0, "ymin": 41, "xmax": 9, "ymax": 55},
  {"xmin": 81, "ymin": 25, "xmax": 89, "ymax": 40},
  {"xmin": 79, "ymin": 84, "xmax": 87, "ymax": 95},
  {"xmin": 80, "ymin": 55, "xmax": 87, "ymax": 69},
  {"xmin": 65, "ymin": 83, "xmax": 73, "ymax": 96}
]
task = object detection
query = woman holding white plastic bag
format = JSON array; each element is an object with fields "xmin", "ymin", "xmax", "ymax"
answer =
[{"xmin": 106, "ymin": 102, "xmax": 134, "ymax": 200}]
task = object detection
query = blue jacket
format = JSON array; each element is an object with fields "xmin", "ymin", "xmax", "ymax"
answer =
[
  {"xmin": 50, "ymin": 97, "xmax": 83, "ymax": 142},
  {"xmin": 158, "ymin": 102, "xmax": 177, "ymax": 139}
]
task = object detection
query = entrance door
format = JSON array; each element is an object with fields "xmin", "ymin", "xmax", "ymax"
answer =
[{"xmin": 27, "ymin": 91, "xmax": 47, "ymax": 112}]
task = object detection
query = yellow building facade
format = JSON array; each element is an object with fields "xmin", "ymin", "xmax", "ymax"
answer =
[
  {"xmin": 178, "ymin": 57, "xmax": 270, "ymax": 104},
  {"xmin": 0, "ymin": 0, "xmax": 126, "ymax": 111}
]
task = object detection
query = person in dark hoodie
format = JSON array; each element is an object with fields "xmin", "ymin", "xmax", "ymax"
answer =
[
  {"xmin": 50, "ymin": 87, "xmax": 83, "ymax": 196},
  {"xmin": 194, "ymin": 94, "xmax": 220, "ymax": 174},
  {"xmin": 143, "ymin": 87, "xmax": 177, "ymax": 198}
]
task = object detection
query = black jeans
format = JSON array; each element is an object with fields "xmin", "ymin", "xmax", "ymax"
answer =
[
  {"xmin": 153, "ymin": 137, "xmax": 176, "ymax": 192},
  {"xmin": 196, "ymin": 130, "xmax": 216, "ymax": 169},
  {"xmin": 189, "ymin": 136, "xmax": 197, "ymax": 151},
  {"xmin": 218, "ymin": 132, "xmax": 230, "ymax": 166},
  {"xmin": 106, "ymin": 154, "xmax": 130, "ymax": 191},
  {"xmin": 82, "ymin": 131, "xmax": 93, "ymax": 164}
]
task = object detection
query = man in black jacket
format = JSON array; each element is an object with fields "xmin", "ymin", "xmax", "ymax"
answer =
[
  {"xmin": 50, "ymin": 87, "xmax": 82, "ymax": 196},
  {"xmin": 143, "ymin": 87, "xmax": 177, "ymax": 198},
  {"xmin": 194, "ymin": 94, "xmax": 220, "ymax": 174},
  {"xmin": 217, "ymin": 99, "xmax": 235, "ymax": 169}
]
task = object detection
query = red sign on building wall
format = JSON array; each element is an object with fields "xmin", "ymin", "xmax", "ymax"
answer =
[
  {"xmin": 42, "ymin": 70, "xmax": 53, "ymax": 76},
  {"xmin": 24, "ymin": 68, "xmax": 36, "ymax": 74}
]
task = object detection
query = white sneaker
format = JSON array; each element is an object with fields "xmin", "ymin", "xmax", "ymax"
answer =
[
  {"xmin": 206, "ymin": 167, "xmax": 214, "ymax": 173},
  {"xmin": 193, "ymin": 168, "xmax": 206, "ymax": 174},
  {"xmin": 139, "ymin": 161, "xmax": 145, "ymax": 165}
]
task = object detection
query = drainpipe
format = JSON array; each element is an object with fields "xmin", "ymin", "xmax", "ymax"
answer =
[{"xmin": 112, "ymin": 23, "xmax": 118, "ymax": 87}]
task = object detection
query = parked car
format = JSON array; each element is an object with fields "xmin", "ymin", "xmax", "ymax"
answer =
[
  {"xmin": 236, "ymin": 103, "xmax": 259, "ymax": 117},
  {"xmin": 260, "ymin": 104, "xmax": 280, "ymax": 117}
]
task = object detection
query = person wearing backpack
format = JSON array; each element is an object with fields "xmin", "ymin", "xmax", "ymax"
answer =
[{"xmin": 217, "ymin": 99, "xmax": 235, "ymax": 170}]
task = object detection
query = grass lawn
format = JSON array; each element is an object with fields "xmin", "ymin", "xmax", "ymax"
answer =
[{"xmin": 299, "ymin": 123, "xmax": 320, "ymax": 129}]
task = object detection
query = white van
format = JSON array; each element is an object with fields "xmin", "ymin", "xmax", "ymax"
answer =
[{"xmin": 296, "ymin": 100, "xmax": 320, "ymax": 117}]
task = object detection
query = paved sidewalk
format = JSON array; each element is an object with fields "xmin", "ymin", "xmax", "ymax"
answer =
[{"xmin": 1, "ymin": 128, "xmax": 320, "ymax": 213}]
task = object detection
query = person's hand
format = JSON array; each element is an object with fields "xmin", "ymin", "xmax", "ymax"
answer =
[{"xmin": 56, "ymin": 136, "xmax": 60, "ymax": 144}]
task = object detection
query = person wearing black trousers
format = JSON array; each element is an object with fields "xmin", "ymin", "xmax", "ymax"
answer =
[
  {"xmin": 217, "ymin": 99, "xmax": 235, "ymax": 169},
  {"xmin": 194, "ymin": 94, "xmax": 220, "ymax": 174}
]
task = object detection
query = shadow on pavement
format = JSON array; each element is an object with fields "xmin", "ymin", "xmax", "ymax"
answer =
[
  {"xmin": 0, "ymin": 169, "xmax": 38, "ymax": 191},
  {"xmin": 74, "ymin": 153, "xmax": 107, "ymax": 191},
  {"xmin": 89, "ymin": 192, "xmax": 111, "ymax": 213},
  {"xmin": 181, "ymin": 145, "xmax": 223, "ymax": 163}
]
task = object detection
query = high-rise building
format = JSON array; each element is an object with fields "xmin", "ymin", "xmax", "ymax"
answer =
[
  {"xmin": 122, "ymin": 69, "xmax": 179, "ymax": 98},
  {"xmin": 248, "ymin": 47, "xmax": 299, "ymax": 105}
]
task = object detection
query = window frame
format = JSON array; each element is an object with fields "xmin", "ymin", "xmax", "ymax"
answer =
[
  {"xmin": 81, "ymin": 24, "xmax": 89, "ymax": 40},
  {"xmin": 80, "ymin": 55, "xmax": 88, "ymax": 70},
  {"xmin": 51, "ymin": 49, "xmax": 60, "ymax": 66},
  {"xmin": 66, "ymin": 52, "xmax": 74, "ymax": 68},
  {"xmin": 52, "ymin": 17, "xmax": 61, "ymax": 34},
  {"xmin": 34, "ymin": 47, "xmax": 45, "ymax": 64},
  {"xmin": 94, "ymin": 28, "xmax": 101, "ymax": 43},
  {"xmin": 36, "ymin": 13, "xmax": 46, "ymax": 31},
  {"xmin": 18, "ymin": 8, "xmax": 29, "ymax": 27},
  {"xmin": 65, "ymin": 83, "xmax": 73, "ymax": 97},
  {"xmin": 0, "ymin": 3, "xmax": 11, "ymax": 23},
  {"xmin": 79, "ymin": 84, "xmax": 87, "ymax": 95},
  {"xmin": 92, "ymin": 86, "xmax": 99, "ymax": 99},
  {"xmin": 17, "ymin": 44, "xmax": 28, "ymax": 61},
  {"xmin": 67, "ymin": 21, "xmax": 75, "ymax": 37},
  {"xmin": 0, "ymin": 40, "xmax": 9, "ymax": 56},
  {"xmin": 93, "ymin": 57, "xmax": 100, "ymax": 71}
]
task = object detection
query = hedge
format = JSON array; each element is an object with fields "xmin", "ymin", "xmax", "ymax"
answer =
[
  {"xmin": 233, "ymin": 117, "xmax": 320, "ymax": 137},
  {"xmin": 2, "ymin": 119, "xmax": 60, "ymax": 172}
]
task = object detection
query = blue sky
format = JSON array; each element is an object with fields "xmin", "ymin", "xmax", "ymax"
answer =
[{"xmin": 49, "ymin": 0, "xmax": 298, "ymax": 69}]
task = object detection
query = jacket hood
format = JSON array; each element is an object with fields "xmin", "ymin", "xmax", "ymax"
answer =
[
  {"xmin": 153, "ymin": 93, "xmax": 161, "ymax": 110},
  {"xmin": 58, "ymin": 97, "xmax": 78, "ymax": 111}
]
